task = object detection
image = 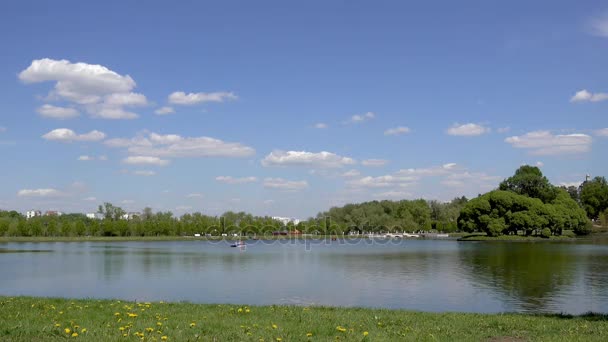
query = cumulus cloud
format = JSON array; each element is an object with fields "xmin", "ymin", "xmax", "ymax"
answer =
[
  {"xmin": 132, "ymin": 170, "xmax": 156, "ymax": 176},
  {"xmin": 122, "ymin": 156, "xmax": 170, "ymax": 166},
  {"xmin": 361, "ymin": 159, "xmax": 389, "ymax": 167},
  {"xmin": 346, "ymin": 111, "xmax": 375, "ymax": 124},
  {"xmin": 570, "ymin": 89, "xmax": 608, "ymax": 103},
  {"xmin": 19, "ymin": 58, "xmax": 146, "ymax": 119},
  {"xmin": 447, "ymin": 123, "xmax": 490, "ymax": 136},
  {"xmin": 78, "ymin": 155, "xmax": 94, "ymax": 161},
  {"xmin": 105, "ymin": 132, "xmax": 255, "ymax": 158},
  {"xmin": 594, "ymin": 128, "xmax": 608, "ymax": 137},
  {"xmin": 83, "ymin": 196, "xmax": 97, "ymax": 201},
  {"xmin": 215, "ymin": 176, "xmax": 258, "ymax": 184},
  {"xmin": 42, "ymin": 128, "xmax": 106, "ymax": 142},
  {"xmin": 395, "ymin": 163, "xmax": 459, "ymax": 177},
  {"xmin": 17, "ymin": 188, "xmax": 63, "ymax": 197},
  {"xmin": 37, "ymin": 104, "xmax": 79, "ymax": 119},
  {"xmin": 384, "ymin": 126, "xmax": 410, "ymax": 136},
  {"xmin": 263, "ymin": 178, "xmax": 309, "ymax": 191},
  {"xmin": 440, "ymin": 171, "xmax": 502, "ymax": 188},
  {"xmin": 341, "ymin": 169, "xmax": 361, "ymax": 178},
  {"xmin": 314, "ymin": 123, "xmax": 328, "ymax": 129},
  {"xmin": 347, "ymin": 175, "xmax": 417, "ymax": 188},
  {"xmin": 588, "ymin": 13, "xmax": 608, "ymax": 37},
  {"xmin": 505, "ymin": 130, "xmax": 592, "ymax": 155},
  {"xmin": 155, "ymin": 106, "xmax": 175, "ymax": 115},
  {"xmin": 168, "ymin": 91, "xmax": 237, "ymax": 105},
  {"xmin": 262, "ymin": 150, "xmax": 355, "ymax": 168},
  {"xmin": 535, "ymin": 161, "xmax": 544, "ymax": 167}
]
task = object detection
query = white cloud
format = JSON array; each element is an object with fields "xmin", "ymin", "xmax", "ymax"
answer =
[
  {"xmin": 505, "ymin": 130, "xmax": 592, "ymax": 155},
  {"xmin": 168, "ymin": 91, "xmax": 237, "ymax": 105},
  {"xmin": 570, "ymin": 89, "xmax": 608, "ymax": 103},
  {"xmin": 262, "ymin": 150, "xmax": 355, "ymax": 168},
  {"xmin": 19, "ymin": 58, "xmax": 145, "ymax": 120},
  {"xmin": 42, "ymin": 128, "xmax": 106, "ymax": 142},
  {"xmin": 263, "ymin": 199, "xmax": 275, "ymax": 205},
  {"xmin": 497, "ymin": 126, "xmax": 510, "ymax": 133},
  {"xmin": 37, "ymin": 104, "xmax": 79, "ymax": 119},
  {"xmin": 447, "ymin": 123, "xmax": 490, "ymax": 136},
  {"xmin": 594, "ymin": 128, "xmax": 608, "ymax": 137},
  {"xmin": 132, "ymin": 170, "xmax": 156, "ymax": 176},
  {"xmin": 372, "ymin": 191, "xmax": 412, "ymax": 199},
  {"xmin": 314, "ymin": 123, "xmax": 328, "ymax": 129},
  {"xmin": 341, "ymin": 169, "xmax": 361, "ymax": 178},
  {"xmin": 106, "ymin": 132, "xmax": 255, "ymax": 158},
  {"xmin": 83, "ymin": 196, "xmax": 97, "ymax": 201},
  {"xmin": 396, "ymin": 163, "xmax": 459, "ymax": 177},
  {"xmin": 17, "ymin": 188, "xmax": 63, "ymax": 197},
  {"xmin": 361, "ymin": 159, "xmax": 389, "ymax": 167},
  {"xmin": 122, "ymin": 156, "xmax": 170, "ymax": 166},
  {"xmin": 263, "ymin": 178, "xmax": 309, "ymax": 191},
  {"xmin": 121, "ymin": 199, "xmax": 134, "ymax": 204},
  {"xmin": 384, "ymin": 126, "xmax": 410, "ymax": 136},
  {"xmin": 78, "ymin": 155, "xmax": 94, "ymax": 161},
  {"xmin": 535, "ymin": 161, "xmax": 544, "ymax": 167},
  {"xmin": 346, "ymin": 111, "xmax": 375, "ymax": 124},
  {"xmin": 155, "ymin": 106, "xmax": 175, "ymax": 115},
  {"xmin": 187, "ymin": 193, "xmax": 203, "ymax": 198},
  {"xmin": 215, "ymin": 176, "xmax": 258, "ymax": 184},
  {"xmin": 559, "ymin": 181, "xmax": 582, "ymax": 188},
  {"xmin": 347, "ymin": 175, "xmax": 417, "ymax": 188},
  {"xmin": 441, "ymin": 171, "xmax": 502, "ymax": 188},
  {"xmin": 175, "ymin": 205, "xmax": 193, "ymax": 211},
  {"xmin": 588, "ymin": 13, "xmax": 608, "ymax": 37}
]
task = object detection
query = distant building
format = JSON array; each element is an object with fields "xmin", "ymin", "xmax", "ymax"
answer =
[
  {"xmin": 121, "ymin": 212, "xmax": 141, "ymax": 220},
  {"xmin": 26, "ymin": 210, "xmax": 42, "ymax": 219},
  {"xmin": 272, "ymin": 216, "xmax": 301, "ymax": 225},
  {"xmin": 44, "ymin": 211, "xmax": 64, "ymax": 217},
  {"xmin": 86, "ymin": 213, "xmax": 104, "ymax": 220}
]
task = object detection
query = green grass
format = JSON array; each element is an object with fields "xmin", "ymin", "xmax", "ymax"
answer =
[
  {"xmin": 458, "ymin": 234, "xmax": 577, "ymax": 242},
  {"xmin": 1, "ymin": 297, "xmax": 607, "ymax": 341}
]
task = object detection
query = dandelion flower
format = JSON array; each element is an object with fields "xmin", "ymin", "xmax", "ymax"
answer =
[
  {"xmin": 363, "ymin": 331, "xmax": 369, "ymax": 336},
  {"xmin": 238, "ymin": 308, "xmax": 243, "ymax": 313},
  {"xmin": 245, "ymin": 308, "xmax": 251, "ymax": 313},
  {"xmin": 336, "ymin": 326, "xmax": 346, "ymax": 332},
  {"xmin": 161, "ymin": 337, "xmax": 168, "ymax": 341},
  {"xmin": 306, "ymin": 332, "xmax": 313, "ymax": 337},
  {"xmin": 115, "ymin": 312, "xmax": 121, "ymax": 316},
  {"xmin": 272, "ymin": 324, "xmax": 278, "ymax": 329},
  {"xmin": 157, "ymin": 322, "xmax": 163, "ymax": 326},
  {"xmin": 81, "ymin": 328, "xmax": 87, "ymax": 333},
  {"xmin": 146, "ymin": 328, "xmax": 154, "ymax": 332},
  {"xmin": 190, "ymin": 322, "xmax": 196, "ymax": 327},
  {"xmin": 64, "ymin": 328, "xmax": 71, "ymax": 334},
  {"xmin": 71, "ymin": 332, "xmax": 78, "ymax": 337},
  {"xmin": 276, "ymin": 338, "xmax": 282, "ymax": 342},
  {"xmin": 55, "ymin": 323, "xmax": 60, "ymax": 327},
  {"xmin": 128, "ymin": 313, "xmax": 138, "ymax": 318}
]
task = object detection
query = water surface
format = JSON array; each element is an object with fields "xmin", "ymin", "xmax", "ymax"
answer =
[{"xmin": 1, "ymin": 239, "xmax": 607, "ymax": 314}]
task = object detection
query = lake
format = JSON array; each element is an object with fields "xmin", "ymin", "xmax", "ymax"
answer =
[{"xmin": 1, "ymin": 238, "xmax": 607, "ymax": 314}]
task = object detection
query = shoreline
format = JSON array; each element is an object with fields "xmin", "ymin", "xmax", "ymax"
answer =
[{"xmin": 0, "ymin": 296, "xmax": 606, "ymax": 341}]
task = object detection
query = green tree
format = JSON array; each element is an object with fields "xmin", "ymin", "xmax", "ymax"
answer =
[
  {"xmin": 580, "ymin": 176, "xmax": 608, "ymax": 219},
  {"xmin": 499, "ymin": 165, "xmax": 558, "ymax": 203}
]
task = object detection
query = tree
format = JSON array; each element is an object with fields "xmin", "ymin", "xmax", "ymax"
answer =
[
  {"xmin": 499, "ymin": 165, "xmax": 557, "ymax": 203},
  {"xmin": 580, "ymin": 176, "xmax": 608, "ymax": 219},
  {"xmin": 98, "ymin": 202, "xmax": 126, "ymax": 221}
]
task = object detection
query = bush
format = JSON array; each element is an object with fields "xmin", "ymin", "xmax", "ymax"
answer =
[
  {"xmin": 541, "ymin": 228, "xmax": 551, "ymax": 238},
  {"xmin": 573, "ymin": 220, "xmax": 593, "ymax": 236}
]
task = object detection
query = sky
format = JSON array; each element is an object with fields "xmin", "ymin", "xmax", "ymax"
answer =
[{"xmin": 0, "ymin": 0, "xmax": 607, "ymax": 219}]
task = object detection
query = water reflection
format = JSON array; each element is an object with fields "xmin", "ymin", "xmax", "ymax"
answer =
[{"xmin": 0, "ymin": 240, "xmax": 607, "ymax": 314}]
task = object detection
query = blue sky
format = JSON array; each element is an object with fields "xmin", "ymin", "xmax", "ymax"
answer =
[{"xmin": 0, "ymin": 0, "xmax": 606, "ymax": 219}]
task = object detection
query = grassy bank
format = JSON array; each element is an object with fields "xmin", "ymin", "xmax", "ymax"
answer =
[
  {"xmin": 458, "ymin": 234, "xmax": 577, "ymax": 242},
  {"xmin": 1, "ymin": 297, "xmax": 606, "ymax": 341}
]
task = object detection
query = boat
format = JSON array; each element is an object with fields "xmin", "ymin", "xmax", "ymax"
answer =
[{"xmin": 230, "ymin": 241, "xmax": 246, "ymax": 248}]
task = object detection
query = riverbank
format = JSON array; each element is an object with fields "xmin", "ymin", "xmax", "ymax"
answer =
[
  {"xmin": 0, "ymin": 297, "xmax": 606, "ymax": 341},
  {"xmin": 458, "ymin": 234, "xmax": 578, "ymax": 242}
]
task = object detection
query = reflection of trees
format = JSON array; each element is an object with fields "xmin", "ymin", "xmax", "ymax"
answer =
[{"xmin": 460, "ymin": 243, "xmax": 576, "ymax": 312}]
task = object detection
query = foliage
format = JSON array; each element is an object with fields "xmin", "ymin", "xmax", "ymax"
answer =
[
  {"xmin": 580, "ymin": 176, "xmax": 608, "ymax": 219},
  {"xmin": 541, "ymin": 228, "xmax": 551, "ymax": 238},
  {"xmin": 499, "ymin": 165, "xmax": 558, "ymax": 203}
]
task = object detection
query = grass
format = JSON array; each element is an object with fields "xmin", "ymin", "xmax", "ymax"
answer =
[{"xmin": 1, "ymin": 297, "xmax": 607, "ymax": 341}]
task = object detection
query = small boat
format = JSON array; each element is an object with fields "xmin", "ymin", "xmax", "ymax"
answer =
[{"xmin": 230, "ymin": 241, "xmax": 246, "ymax": 248}]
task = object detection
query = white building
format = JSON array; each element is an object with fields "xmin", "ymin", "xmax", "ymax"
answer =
[
  {"xmin": 272, "ymin": 216, "xmax": 301, "ymax": 225},
  {"xmin": 86, "ymin": 213, "xmax": 105, "ymax": 220},
  {"xmin": 121, "ymin": 212, "xmax": 141, "ymax": 220},
  {"xmin": 26, "ymin": 210, "xmax": 42, "ymax": 219}
]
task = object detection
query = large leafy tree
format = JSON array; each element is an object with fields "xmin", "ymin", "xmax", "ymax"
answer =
[
  {"xmin": 580, "ymin": 176, "xmax": 608, "ymax": 219},
  {"xmin": 499, "ymin": 165, "xmax": 558, "ymax": 203}
]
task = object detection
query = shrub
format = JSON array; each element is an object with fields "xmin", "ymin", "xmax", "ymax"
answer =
[{"xmin": 541, "ymin": 228, "xmax": 551, "ymax": 238}]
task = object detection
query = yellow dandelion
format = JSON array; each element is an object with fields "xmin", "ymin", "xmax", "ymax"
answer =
[
  {"xmin": 306, "ymin": 332, "xmax": 313, "ymax": 337},
  {"xmin": 74, "ymin": 325, "xmax": 79, "ymax": 329},
  {"xmin": 64, "ymin": 328, "xmax": 71, "ymax": 334},
  {"xmin": 157, "ymin": 322, "xmax": 163, "ymax": 326},
  {"xmin": 59, "ymin": 311, "xmax": 64, "ymax": 315},
  {"xmin": 190, "ymin": 322, "xmax": 196, "ymax": 327},
  {"xmin": 363, "ymin": 331, "xmax": 369, "ymax": 336},
  {"xmin": 115, "ymin": 312, "xmax": 121, "ymax": 316},
  {"xmin": 245, "ymin": 308, "xmax": 251, "ymax": 313},
  {"xmin": 238, "ymin": 308, "xmax": 243, "ymax": 313},
  {"xmin": 146, "ymin": 327, "xmax": 154, "ymax": 332},
  {"xmin": 81, "ymin": 328, "xmax": 87, "ymax": 333},
  {"xmin": 123, "ymin": 333, "xmax": 128, "ymax": 337},
  {"xmin": 336, "ymin": 326, "xmax": 346, "ymax": 332},
  {"xmin": 71, "ymin": 332, "xmax": 78, "ymax": 337},
  {"xmin": 119, "ymin": 327, "xmax": 126, "ymax": 331},
  {"xmin": 161, "ymin": 336, "xmax": 168, "ymax": 341},
  {"xmin": 55, "ymin": 323, "xmax": 60, "ymax": 327},
  {"xmin": 272, "ymin": 324, "xmax": 278, "ymax": 329},
  {"xmin": 128, "ymin": 313, "xmax": 138, "ymax": 318},
  {"xmin": 276, "ymin": 338, "xmax": 282, "ymax": 342}
]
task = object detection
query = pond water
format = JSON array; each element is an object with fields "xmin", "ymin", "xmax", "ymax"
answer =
[{"xmin": 1, "ymin": 239, "xmax": 607, "ymax": 314}]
